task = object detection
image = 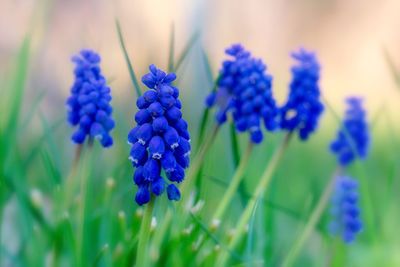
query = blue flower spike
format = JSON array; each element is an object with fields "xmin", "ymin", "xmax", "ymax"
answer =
[
  {"xmin": 129, "ymin": 65, "xmax": 190, "ymax": 205},
  {"xmin": 329, "ymin": 176, "xmax": 363, "ymax": 243},
  {"xmin": 330, "ymin": 97, "xmax": 369, "ymax": 167},
  {"xmin": 67, "ymin": 49, "xmax": 114, "ymax": 147},
  {"xmin": 280, "ymin": 48, "xmax": 324, "ymax": 140},
  {"xmin": 205, "ymin": 44, "xmax": 279, "ymax": 144}
]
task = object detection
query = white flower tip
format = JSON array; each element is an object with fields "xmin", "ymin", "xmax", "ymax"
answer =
[
  {"xmin": 118, "ymin": 211, "xmax": 126, "ymax": 220},
  {"xmin": 210, "ymin": 219, "xmax": 221, "ymax": 230},
  {"xmin": 30, "ymin": 188, "xmax": 43, "ymax": 207},
  {"xmin": 106, "ymin": 177, "xmax": 115, "ymax": 188}
]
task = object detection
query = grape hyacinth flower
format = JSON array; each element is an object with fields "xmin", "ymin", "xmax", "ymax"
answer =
[
  {"xmin": 330, "ymin": 97, "xmax": 369, "ymax": 167},
  {"xmin": 329, "ymin": 176, "xmax": 363, "ymax": 243},
  {"xmin": 280, "ymin": 48, "xmax": 324, "ymax": 140},
  {"xmin": 128, "ymin": 65, "xmax": 190, "ymax": 205},
  {"xmin": 205, "ymin": 44, "xmax": 279, "ymax": 144},
  {"xmin": 66, "ymin": 49, "xmax": 114, "ymax": 147}
]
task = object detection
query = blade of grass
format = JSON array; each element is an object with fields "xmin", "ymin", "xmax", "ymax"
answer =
[
  {"xmin": 189, "ymin": 212, "xmax": 242, "ymax": 262},
  {"xmin": 174, "ymin": 30, "xmax": 200, "ymax": 72},
  {"xmin": 245, "ymin": 197, "xmax": 260, "ymax": 266},
  {"xmin": 168, "ymin": 23, "xmax": 175, "ymax": 72},
  {"xmin": 383, "ymin": 47, "xmax": 400, "ymax": 89},
  {"xmin": 5, "ymin": 35, "xmax": 31, "ymax": 134},
  {"xmin": 115, "ymin": 19, "xmax": 142, "ymax": 97}
]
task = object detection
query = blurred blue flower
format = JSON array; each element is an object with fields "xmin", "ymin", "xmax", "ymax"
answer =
[
  {"xmin": 205, "ymin": 44, "xmax": 279, "ymax": 144},
  {"xmin": 66, "ymin": 49, "xmax": 114, "ymax": 147},
  {"xmin": 129, "ymin": 65, "xmax": 190, "ymax": 205},
  {"xmin": 280, "ymin": 48, "xmax": 324, "ymax": 140},
  {"xmin": 329, "ymin": 176, "xmax": 363, "ymax": 243},
  {"xmin": 330, "ymin": 97, "xmax": 369, "ymax": 167}
]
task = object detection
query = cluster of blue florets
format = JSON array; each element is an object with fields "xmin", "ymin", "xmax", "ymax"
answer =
[
  {"xmin": 205, "ymin": 44, "xmax": 279, "ymax": 144},
  {"xmin": 128, "ymin": 65, "xmax": 190, "ymax": 205},
  {"xmin": 330, "ymin": 97, "xmax": 369, "ymax": 166},
  {"xmin": 66, "ymin": 49, "xmax": 114, "ymax": 147},
  {"xmin": 280, "ymin": 49, "xmax": 324, "ymax": 140},
  {"xmin": 329, "ymin": 176, "xmax": 363, "ymax": 243}
]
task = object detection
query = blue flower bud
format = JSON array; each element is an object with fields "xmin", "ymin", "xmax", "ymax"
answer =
[
  {"xmin": 151, "ymin": 177, "xmax": 165, "ymax": 196},
  {"xmin": 143, "ymin": 159, "xmax": 161, "ymax": 181},
  {"xmin": 133, "ymin": 166, "xmax": 145, "ymax": 185},
  {"xmin": 149, "ymin": 136, "xmax": 165, "ymax": 159},
  {"xmin": 205, "ymin": 92, "xmax": 216, "ymax": 107},
  {"xmin": 173, "ymin": 119, "xmax": 188, "ymax": 136},
  {"xmin": 159, "ymin": 84, "xmax": 174, "ymax": 96},
  {"xmin": 80, "ymin": 115, "xmax": 92, "ymax": 128},
  {"xmin": 136, "ymin": 123, "xmax": 153, "ymax": 145},
  {"xmin": 90, "ymin": 123, "xmax": 104, "ymax": 139},
  {"xmin": 167, "ymin": 184, "xmax": 181, "ymax": 201},
  {"xmin": 136, "ymin": 96, "xmax": 149, "ymax": 109},
  {"xmin": 176, "ymin": 138, "xmax": 191, "ymax": 156},
  {"xmin": 250, "ymin": 129, "xmax": 263, "ymax": 144},
  {"xmin": 175, "ymin": 153, "xmax": 190, "ymax": 168},
  {"xmin": 152, "ymin": 116, "xmax": 169, "ymax": 133},
  {"xmin": 72, "ymin": 129, "xmax": 86, "ymax": 144},
  {"xmin": 135, "ymin": 186, "xmax": 150, "ymax": 206},
  {"xmin": 142, "ymin": 73, "xmax": 156, "ymax": 89},
  {"xmin": 129, "ymin": 142, "xmax": 146, "ymax": 166},
  {"xmin": 164, "ymin": 127, "xmax": 180, "ymax": 149},
  {"xmin": 216, "ymin": 110, "xmax": 227, "ymax": 124},
  {"xmin": 148, "ymin": 102, "xmax": 165, "ymax": 117},
  {"xmin": 175, "ymin": 99, "xmax": 182, "ymax": 108},
  {"xmin": 163, "ymin": 73, "xmax": 177, "ymax": 83},
  {"xmin": 165, "ymin": 106, "xmax": 182, "ymax": 122},
  {"xmin": 167, "ymin": 164, "xmax": 185, "ymax": 183},
  {"xmin": 135, "ymin": 109, "xmax": 152, "ymax": 125},
  {"xmin": 159, "ymin": 95, "xmax": 176, "ymax": 108},
  {"xmin": 172, "ymin": 86, "xmax": 179, "ymax": 98},
  {"xmin": 161, "ymin": 150, "xmax": 177, "ymax": 172},
  {"xmin": 100, "ymin": 134, "xmax": 113, "ymax": 147},
  {"xmin": 128, "ymin": 126, "xmax": 139, "ymax": 144},
  {"xmin": 143, "ymin": 90, "xmax": 158, "ymax": 103}
]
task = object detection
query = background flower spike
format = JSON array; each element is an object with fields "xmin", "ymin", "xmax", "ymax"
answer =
[
  {"xmin": 205, "ymin": 43, "xmax": 279, "ymax": 144},
  {"xmin": 280, "ymin": 48, "xmax": 324, "ymax": 140},
  {"xmin": 66, "ymin": 49, "xmax": 114, "ymax": 147}
]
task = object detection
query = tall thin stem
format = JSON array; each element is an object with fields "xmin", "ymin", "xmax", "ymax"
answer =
[
  {"xmin": 217, "ymin": 132, "xmax": 292, "ymax": 266},
  {"xmin": 211, "ymin": 142, "xmax": 253, "ymax": 226},
  {"xmin": 136, "ymin": 198, "xmax": 155, "ymax": 267},
  {"xmin": 76, "ymin": 139, "xmax": 93, "ymax": 266},
  {"xmin": 282, "ymin": 168, "xmax": 341, "ymax": 267},
  {"xmin": 180, "ymin": 124, "xmax": 219, "ymax": 203}
]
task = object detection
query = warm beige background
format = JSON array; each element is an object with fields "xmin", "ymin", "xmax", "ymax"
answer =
[{"xmin": 1, "ymin": 0, "xmax": 400, "ymax": 119}]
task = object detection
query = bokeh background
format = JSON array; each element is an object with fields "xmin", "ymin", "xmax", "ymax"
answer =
[
  {"xmin": 1, "ymin": 0, "xmax": 400, "ymax": 266},
  {"xmin": 2, "ymin": 0, "xmax": 400, "ymax": 116}
]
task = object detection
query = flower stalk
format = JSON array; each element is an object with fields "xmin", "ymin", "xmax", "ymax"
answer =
[
  {"xmin": 180, "ymin": 124, "xmax": 219, "ymax": 203},
  {"xmin": 217, "ymin": 132, "xmax": 292, "ymax": 266},
  {"xmin": 136, "ymin": 197, "xmax": 155, "ymax": 267},
  {"xmin": 282, "ymin": 168, "xmax": 341, "ymax": 267},
  {"xmin": 211, "ymin": 142, "xmax": 253, "ymax": 226}
]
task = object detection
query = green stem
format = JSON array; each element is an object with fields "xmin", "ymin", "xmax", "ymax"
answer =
[
  {"xmin": 76, "ymin": 141, "xmax": 93, "ymax": 266},
  {"xmin": 181, "ymin": 124, "xmax": 220, "ymax": 203},
  {"xmin": 282, "ymin": 168, "xmax": 341, "ymax": 267},
  {"xmin": 211, "ymin": 142, "xmax": 253, "ymax": 225},
  {"xmin": 217, "ymin": 132, "xmax": 292, "ymax": 266},
  {"xmin": 136, "ymin": 198, "xmax": 155, "ymax": 267}
]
